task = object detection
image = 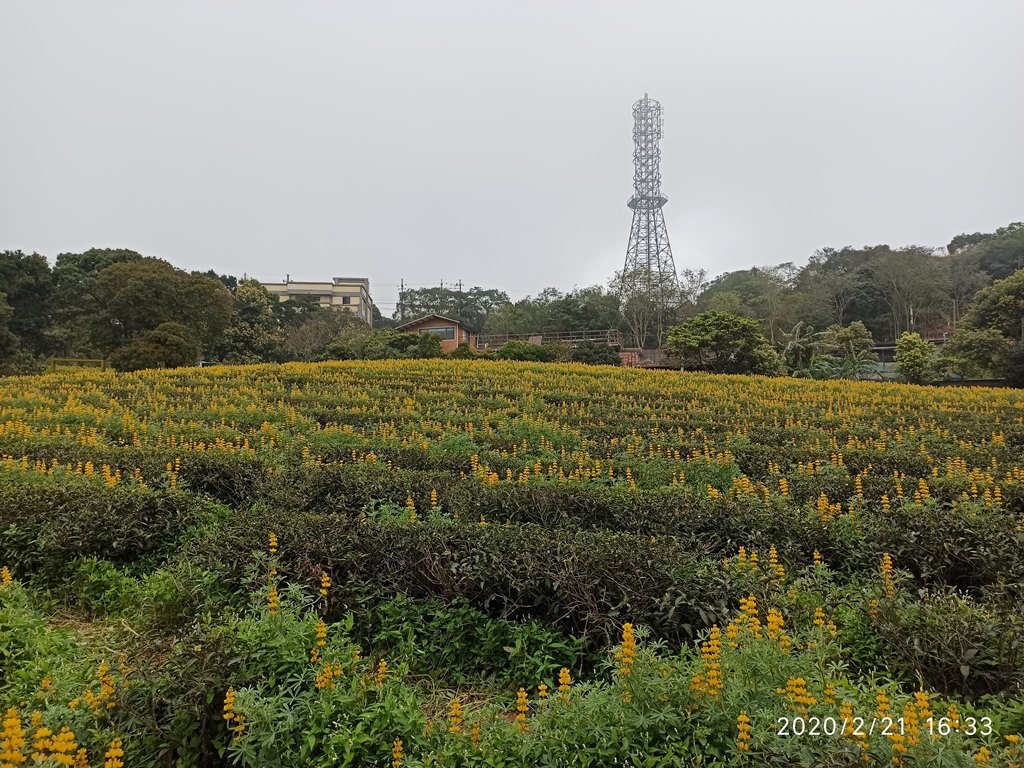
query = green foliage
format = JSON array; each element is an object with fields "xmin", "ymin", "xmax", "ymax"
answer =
[
  {"xmin": 271, "ymin": 293, "xmax": 323, "ymax": 329},
  {"xmin": 358, "ymin": 594, "xmax": 583, "ymax": 686},
  {"xmin": 0, "ymin": 476, "xmax": 219, "ymax": 582},
  {"xmin": 215, "ymin": 280, "xmax": 285, "ymax": 363},
  {"xmin": 320, "ymin": 326, "xmax": 442, "ymax": 362},
  {"xmin": 483, "ymin": 286, "xmax": 621, "ymax": 338},
  {"xmin": 0, "ymin": 578, "xmax": 89, "ymax": 700},
  {"xmin": 874, "ymin": 588, "xmax": 1024, "ymax": 698},
  {"xmin": 778, "ymin": 320, "xmax": 818, "ymax": 371},
  {"xmin": 697, "ymin": 263, "xmax": 800, "ymax": 344},
  {"xmin": 188, "ymin": 504, "xmax": 737, "ymax": 648},
  {"xmin": 69, "ymin": 557, "xmax": 140, "ymax": 615},
  {"xmin": 447, "ymin": 342, "xmax": 479, "ymax": 360},
  {"xmin": 93, "ymin": 257, "xmax": 233, "ymax": 354},
  {"xmin": 396, "ymin": 287, "xmax": 510, "ymax": 332},
  {"xmin": 954, "ymin": 222, "xmax": 1024, "ymax": 281},
  {"xmin": 1003, "ymin": 341, "xmax": 1024, "ymax": 386},
  {"xmin": 963, "ymin": 267, "xmax": 1024, "ymax": 342},
  {"xmin": 495, "ymin": 341, "xmax": 556, "ymax": 362},
  {"xmin": 4, "ymin": 358, "xmax": 1024, "ymax": 765},
  {"xmin": 50, "ymin": 248, "xmax": 144, "ymax": 356},
  {"xmin": 667, "ymin": 311, "xmax": 782, "ymax": 375},
  {"xmin": 815, "ymin": 320, "xmax": 875, "ymax": 360},
  {"xmin": 894, "ymin": 331, "xmax": 939, "ymax": 384},
  {"xmin": 281, "ymin": 309, "xmax": 366, "ymax": 362},
  {"xmin": 414, "ymin": 331, "xmax": 443, "ymax": 359},
  {"xmin": 940, "ymin": 327, "xmax": 1013, "ymax": 378},
  {"xmin": 569, "ymin": 340, "xmax": 620, "ymax": 366},
  {"xmin": 61, "ymin": 556, "xmax": 230, "ymax": 632},
  {"xmin": 799, "ymin": 321, "xmax": 880, "ymax": 379},
  {"xmin": 0, "ymin": 251, "xmax": 53, "ymax": 356},
  {"xmin": 0, "ymin": 292, "xmax": 19, "ymax": 362},
  {"xmin": 108, "ymin": 321, "xmax": 201, "ymax": 371}
]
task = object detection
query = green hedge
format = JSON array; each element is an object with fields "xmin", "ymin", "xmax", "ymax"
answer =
[
  {"xmin": 273, "ymin": 464, "xmax": 1024, "ymax": 591},
  {"xmin": 0, "ymin": 439, "xmax": 268, "ymax": 507},
  {"xmin": 186, "ymin": 505, "xmax": 738, "ymax": 648},
  {"xmin": 0, "ymin": 476, "xmax": 221, "ymax": 581}
]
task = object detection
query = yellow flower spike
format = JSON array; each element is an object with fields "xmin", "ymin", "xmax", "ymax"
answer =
[
  {"xmin": 558, "ymin": 667, "xmax": 572, "ymax": 699},
  {"xmin": 391, "ymin": 738, "xmax": 405, "ymax": 767},
  {"xmin": 515, "ymin": 687, "xmax": 530, "ymax": 732},
  {"xmin": 449, "ymin": 697, "xmax": 463, "ymax": 733},
  {"xmin": 616, "ymin": 623, "xmax": 637, "ymax": 677},
  {"xmin": 1, "ymin": 707, "xmax": 27, "ymax": 764},
  {"xmin": 880, "ymin": 553, "xmax": 896, "ymax": 599},
  {"xmin": 267, "ymin": 585, "xmax": 280, "ymax": 617},
  {"xmin": 736, "ymin": 710, "xmax": 752, "ymax": 752}
]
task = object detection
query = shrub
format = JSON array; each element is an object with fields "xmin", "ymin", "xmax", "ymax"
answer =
[
  {"xmin": 667, "ymin": 311, "xmax": 781, "ymax": 375},
  {"xmin": 447, "ymin": 342, "xmax": 478, "ymax": 359},
  {"xmin": 894, "ymin": 331, "xmax": 939, "ymax": 384},
  {"xmin": 874, "ymin": 588, "xmax": 1024, "ymax": 698},
  {"xmin": 0, "ymin": 477, "xmax": 218, "ymax": 582},
  {"xmin": 108, "ymin": 322, "xmax": 200, "ymax": 371},
  {"xmin": 186, "ymin": 506, "xmax": 738, "ymax": 648},
  {"xmin": 356, "ymin": 594, "xmax": 584, "ymax": 685},
  {"xmin": 570, "ymin": 340, "xmax": 621, "ymax": 366},
  {"xmin": 1003, "ymin": 341, "xmax": 1024, "ymax": 386},
  {"xmin": 495, "ymin": 341, "xmax": 555, "ymax": 362}
]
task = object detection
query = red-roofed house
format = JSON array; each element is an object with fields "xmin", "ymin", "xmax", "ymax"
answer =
[{"xmin": 393, "ymin": 314, "xmax": 477, "ymax": 353}]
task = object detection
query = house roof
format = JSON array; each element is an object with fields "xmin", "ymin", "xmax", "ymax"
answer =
[{"xmin": 393, "ymin": 314, "xmax": 466, "ymax": 332}]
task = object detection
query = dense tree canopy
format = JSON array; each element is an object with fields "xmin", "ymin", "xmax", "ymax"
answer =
[
  {"xmin": 962, "ymin": 269, "xmax": 1024, "ymax": 341},
  {"xmin": 107, "ymin": 322, "xmax": 202, "ymax": 372},
  {"xmin": 667, "ymin": 311, "xmax": 783, "ymax": 375},
  {"xmin": 0, "ymin": 292, "xmax": 18, "ymax": 361},
  {"xmin": 93, "ymin": 258, "xmax": 232, "ymax": 354},
  {"xmin": 214, "ymin": 281, "xmax": 284, "ymax": 364},
  {"xmin": 3, "ymin": 220, "xmax": 1023, "ymax": 378},
  {"xmin": 0, "ymin": 250, "xmax": 53, "ymax": 356},
  {"xmin": 483, "ymin": 286, "xmax": 622, "ymax": 337},
  {"xmin": 50, "ymin": 248, "xmax": 144, "ymax": 355},
  {"xmin": 396, "ymin": 286, "xmax": 510, "ymax": 332}
]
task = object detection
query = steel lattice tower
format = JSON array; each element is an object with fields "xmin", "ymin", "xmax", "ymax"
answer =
[{"xmin": 621, "ymin": 93, "xmax": 679, "ymax": 347}]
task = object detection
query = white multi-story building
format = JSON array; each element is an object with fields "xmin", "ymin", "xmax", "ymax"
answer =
[{"xmin": 261, "ymin": 276, "xmax": 373, "ymax": 325}]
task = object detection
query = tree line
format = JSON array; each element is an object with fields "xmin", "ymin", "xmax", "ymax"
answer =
[
  {"xmin": 0, "ymin": 248, "xmax": 621, "ymax": 372},
  {"xmin": 1, "ymin": 221, "xmax": 1022, "ymax": 379}
]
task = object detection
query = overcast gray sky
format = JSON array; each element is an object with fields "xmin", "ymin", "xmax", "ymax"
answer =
[{"xmin": 3, "ymin": 1, "xmax": 1023, "ymax": 316}]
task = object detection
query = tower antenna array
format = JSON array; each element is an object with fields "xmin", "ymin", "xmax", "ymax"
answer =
[{"xmin": 620, "ymin": 93, "xmax": 679, "ymax": 347}]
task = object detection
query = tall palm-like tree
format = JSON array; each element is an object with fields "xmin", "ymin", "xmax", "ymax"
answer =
[{"xmin": 778, "ymin": 321, "xmax": 820, "ymax": 373}]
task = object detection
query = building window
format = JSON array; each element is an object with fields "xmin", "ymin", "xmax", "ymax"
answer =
[
  {"xmin": 342, "ymin": 296, "xmax": 351, "ymax": 305},
  {"xmin": 420, "ymin": 326, "xmax": 455, "ymax": 340}
]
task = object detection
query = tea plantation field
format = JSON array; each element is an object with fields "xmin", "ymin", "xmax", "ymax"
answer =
[{"xmin": 1, "ymin": 359, "xmax": 1023, "ymax": 766}]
